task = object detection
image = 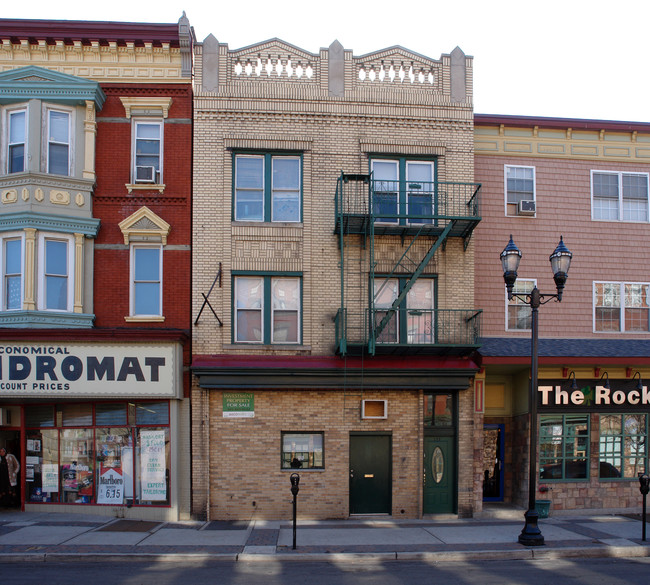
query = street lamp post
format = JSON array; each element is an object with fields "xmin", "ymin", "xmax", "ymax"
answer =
[{"xmin": 500, "ymin": 235, "xmax": 572, "ymax": 547}]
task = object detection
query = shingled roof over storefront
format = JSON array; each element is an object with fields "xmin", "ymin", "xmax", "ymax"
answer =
[{"xmin": 479, "ymin": 338, "xmax": 650, "ymax": 359}]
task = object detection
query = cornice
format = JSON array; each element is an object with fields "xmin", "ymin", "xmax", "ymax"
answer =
[{"xmin": 0, "ymin": 212, "xmax": 100, "ymax": 237}]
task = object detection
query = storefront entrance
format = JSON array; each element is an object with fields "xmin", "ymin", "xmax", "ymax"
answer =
[
  {"xmin": 349, "ymin": 434, "xmax": 391, "ymax": 515},
  {"xmin": 0, "ymin": 429, "xmax": 21, "ymax": 508},
  {"xmin": 423, "ymin": 435, "xmax": 454, "ymax": 513},
  {"xmin": 482, "ymin": 424, "xmax": 504, "ymax": 501}
]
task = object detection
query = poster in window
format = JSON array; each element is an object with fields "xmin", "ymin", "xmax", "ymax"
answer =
[
  {"xmin": 97, "ymin": 467, "xmax": 124, "ymax": 504},
  {"xmin": 42, "ymin": 463, "xmax": 59, "ymax": 492},
  {"xmin": 140, "ymin": 430, "xmax": 166, "ymax": 501}
]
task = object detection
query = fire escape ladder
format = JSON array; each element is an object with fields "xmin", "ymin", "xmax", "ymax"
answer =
[{"xmin": 372, "ymin": 222, "xmax": 453, "ymax": 342}]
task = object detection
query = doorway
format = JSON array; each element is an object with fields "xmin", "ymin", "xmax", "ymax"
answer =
[
  {"xmin": 423, "ymin": 435, "xmax": 455, "ymax": 514},
  {"xmin": 482, "ymin": 424, "xmax": 504, "ymax": 501},
  {"xmin": 349, "ymin": 434, "xmax": 391, "ymax": 515},
  {"xmin": 0, "ymin": 430, "xmax": 21, "ymax": 508}
]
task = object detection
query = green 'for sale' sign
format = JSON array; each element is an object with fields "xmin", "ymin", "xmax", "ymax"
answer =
[{"xmin": 223, "ymin": 392, "xmax": 254, "ymax": 418}]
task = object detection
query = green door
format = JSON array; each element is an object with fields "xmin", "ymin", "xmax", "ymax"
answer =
[
  {"xmin": 423, "ymin": 436, "xmax": 455, "ymax": 514},
  {"xmin": 349, "ymin": 435, "xmax": 391, "ymax": 515}
]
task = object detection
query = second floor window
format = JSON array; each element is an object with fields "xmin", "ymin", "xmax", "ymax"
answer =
[
  {"xmin": 2, "ymin": 236, "xmax": 22, "ymax": 311},
  {"xmin": 47, "ymin": 109, "xmax": 70, "ymax": 176},
  {"xmin": 234, "ymin": 154, "xmax": 301, "ymax": 222},
  {"xmin": 41, "ymin": 237, "xmax": 71, "ymax": 311},
  {"xmin": 131, "ymin": 246, "xmax": 162, "ymax": 317},
  {"xmin": 8, "ymin": 109, "xmax": 26, "ymax": 174},
  {"xmin": 506, "ymin": 278, "xmax": 535, "ymax": 331},
  {"xmin": 234, "ymin": 275, "xmax": 301, "ymax": 344},
  {"xmin": 594, "ymin": 282, "xmax": 650, "ymax": 333},
  {"xmin": 373, "ymin": 277, "xmax": 435, "ymax": 344},
  {"xmin": 592, "ymin": 171, "xmax": 649, "ymax": 222}
]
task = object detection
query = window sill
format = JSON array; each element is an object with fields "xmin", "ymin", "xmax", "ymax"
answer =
[
  {"xmin": 281, "ymin": 468, "xmax": 324, "ymax": 472},
  {"xmin": 126, "ymin": 184, "xmax": 165, "ymax": 194},
  {"xmin": 124, "ymin": 316, "xmax": 166, "ymax": 323},
  {"xmin": 223, "ymin": 343, "xmax": 311, "ymax": 351},
  {"xmin": 232, "ymin": 221, "xmax": 303, "ymax": 228}
]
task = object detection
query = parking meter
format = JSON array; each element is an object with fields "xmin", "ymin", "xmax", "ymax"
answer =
[
  {"xmin": 290, "ymin": 473, "xmax": 300, "ymax": 549},
  {"xmin": 639, "ymin": 473, "xmax": 649, "ymax": 541},
  {"xmin": 290, "ymin": 473, "xmax": 300, "ymax": 497},
  {"xmin": 639, "ymin": 473, "xmax": 650, "ymax": 495}
]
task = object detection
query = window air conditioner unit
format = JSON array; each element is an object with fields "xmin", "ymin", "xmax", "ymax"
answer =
[
  {"xmin": 518, "ymin": 200, "xmax": 536, "ymax": 215},
  {"xmin": 361, "ymin": 399, "xmax": 388, "ymax": 419},
  {"xmin": 135, "ymin": 166, "xmax": 156, "ymax": 183}
]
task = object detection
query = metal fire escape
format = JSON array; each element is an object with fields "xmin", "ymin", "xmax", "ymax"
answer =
[{"xmin": 334, "ymin": 172, "xmax": 482, "ymax": 356}]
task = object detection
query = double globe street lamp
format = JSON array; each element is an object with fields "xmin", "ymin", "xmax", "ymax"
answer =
[{"xmin": 500, "ymin": 235, "xmax": 573, "ymax": 546}]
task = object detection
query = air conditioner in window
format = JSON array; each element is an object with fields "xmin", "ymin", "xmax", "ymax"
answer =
[
  {"xmin": 518, "ymin": 200, "xmax": 536, "ymax": 215},
  {"xmin": 135, "ymin": 166, "xmax": 156, "ymax": 183}
]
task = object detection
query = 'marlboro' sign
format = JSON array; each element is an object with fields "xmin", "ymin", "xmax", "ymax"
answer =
[{"xmin": 0, "ymin": 343, "xmax": 179, "ymax": 398}]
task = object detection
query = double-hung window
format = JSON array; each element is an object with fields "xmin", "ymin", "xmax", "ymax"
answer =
[
  {"xmin": 7, "ymin": 109, "xmax": 26, "ymax": 174},
  {"xmin": 505, "ymin": 165, "xmax": 535, "ymax": 216},
  {"xmin": 234, "ymin": 154, "xmax": 301, "ymax": 222},
  {"xmin": 1, "ymin": 236, "xmax": 23, "ymax": 311},
  {"xmin": 234, "ymin": 275, "xmax": 301, "ymax": 344},
  {"xmin": 47, "ymin": 109, "xmax": 70, "ymax": 176},
  {"xmin": 373, "ymin": 277, "xmax": 435, "ymax": 344},
  {"xmin": 371, "ymin": 158, "xmax": 435, "ymax": 224},
  {"xmin": 506, "ymin": 278, "xmax": 535, "ymax": 330},
  {"xmin": 599, "ymin": 414, "xmax": 646, "ymax": 479},
  {"xmin": 131, "ymin": 245, "xmax": 162, "ymax": 317},
  {"xmin": 594, "ymin": 281, "xmax": 650, "ymax": 332},
  {"xmin": 592, "ymin": 171, "xmax": 649, "ymax": 222},
  {"xmin": 37, "ymin": 235, "xmax": 73, "ymax": 312},
  {"xmin": 133, "ymin": 120, "xmax": 163, "ymax": 184}
]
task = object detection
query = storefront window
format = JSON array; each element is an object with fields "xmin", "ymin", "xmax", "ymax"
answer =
[
  {"xmin": 424, "ymin": 394, "xmax": 453, "ymax": 427},
  {"xmin": 24, "ymin": 401, "xmax": 170, "ymax": 506},
  {"xmin": 599, "ymin": 414, "xmax": 646, "ymax": 479},
  {"xmin": 539, "ymin": 415, "xmax": 589, "ymax": 480},
  {"xmin": 281, "ymin": 432, "xmax": 324, "ymax": 469}
]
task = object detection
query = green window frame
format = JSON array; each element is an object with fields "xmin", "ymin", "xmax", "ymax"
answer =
[
  {"xmin": 373, "ymin": 276, "xmax": 437, "ymax": 344},
  {"xmin": 233, "ymin": 273, "xmax": 302, "ymax": 344},
  {"xmin": 539, "ymin": 414, "xmax": 589, "ymax": 481},
  {"xmin": 281, "ymin": 432, "xmax": 324, "ymax": 469},
  {"xmin": 599, "ymin": 414, "xmax": 647, "ymax": 479},
  {"xmin": 370, "ymin": 156, "xmax": 437, "ymax": 225},
  {"xmin": 233, "ymin": 153, "xmax": 302, "ymax": 223}
]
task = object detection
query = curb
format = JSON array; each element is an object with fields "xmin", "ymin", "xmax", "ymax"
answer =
[{"xmin": 0, "ymin": 544, "xmax": 649, "ymax": 564}]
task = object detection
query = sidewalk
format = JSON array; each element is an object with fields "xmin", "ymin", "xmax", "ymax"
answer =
[{"xmin": 0, "ymin": 508, "xmax": 649, "ymax": 563}]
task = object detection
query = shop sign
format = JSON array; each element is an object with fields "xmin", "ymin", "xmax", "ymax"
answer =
[
  {"xmin": 222, "ymin": 392, "xmax": 254, "ymax": 418},
  {"xmin": 0, "ymin": 343, "xmax": 178, "ymax": 398},
  {"xmin": 539, "ymin": 384, "xmax": 650, "ymax": 411}
]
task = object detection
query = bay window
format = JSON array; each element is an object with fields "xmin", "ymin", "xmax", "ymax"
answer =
[
  {"xmin": 8, "ymin": 109, "xmax": 26, "ymax": 173},
  {"xmin": 47, "ymin": 109, "xmax": 70, "ymax": 176}
]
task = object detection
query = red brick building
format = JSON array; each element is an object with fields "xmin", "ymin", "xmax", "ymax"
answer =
[{"xmin": 0, "ymin": 17, "xmax": 194, "ymax": 520}]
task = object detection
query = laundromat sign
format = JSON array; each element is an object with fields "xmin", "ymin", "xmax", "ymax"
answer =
[{"xmin": 0, "ymin": 343, "xmax": 178, "ymax": 398}]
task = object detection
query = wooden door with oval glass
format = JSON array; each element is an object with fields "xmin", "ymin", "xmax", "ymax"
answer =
[{"xmin": 423, "ymin": 436, "xmax": 455, "ymax": 514}]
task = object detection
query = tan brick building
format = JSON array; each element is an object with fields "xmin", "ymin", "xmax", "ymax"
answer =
[
  {"xmin": 474, "ymin": 114, "xmax": 650, "ymax": 515},
  {"xmin": 191, "ymin": 36, "xmax": 482, "ymax": 520}
]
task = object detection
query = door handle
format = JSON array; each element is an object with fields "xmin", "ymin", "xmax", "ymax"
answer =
[{"xmin": 350, "ymin": 469, "xmax": 354, "ymax": 478}]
